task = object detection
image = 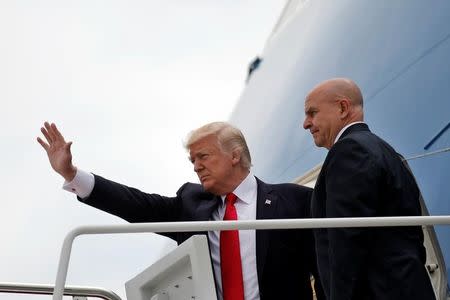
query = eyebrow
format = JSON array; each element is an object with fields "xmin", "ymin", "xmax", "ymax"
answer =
[
  {"xmin": 305, "ymin": 107, "xmax": 317, "ymax": 114},
  {"xmin": 188, "ymin": 149, "xmax": 211, "ymax": 162}
]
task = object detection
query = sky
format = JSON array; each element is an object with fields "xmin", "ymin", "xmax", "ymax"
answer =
[{"xmin": 0, "ymin": 1, "xmax": 286, "ymax": 299}]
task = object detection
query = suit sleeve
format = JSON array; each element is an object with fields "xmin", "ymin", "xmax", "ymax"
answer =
[
  {"xmin": 79, "ymin": 174, "xmax": 183, "ymax": 223},
  {"xmin": 325, "ymin": 139, "xmax": 382, "ymax": 299}
]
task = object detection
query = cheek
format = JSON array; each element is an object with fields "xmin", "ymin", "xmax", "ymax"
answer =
[
  {"xmin": 204, "ymin": 161, "xmax": 218, "ymax": 174},
  {"xmin": 311, "ymin": 116, "xmax": 319, "ymax": 126}
]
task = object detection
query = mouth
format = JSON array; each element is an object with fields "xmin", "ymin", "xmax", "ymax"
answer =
[{"xmin": 199, "ymin": 175, "xmax": 209, "ymax": 182}]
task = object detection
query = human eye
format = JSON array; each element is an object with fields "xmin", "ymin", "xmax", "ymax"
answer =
[{"xmin": 307, "ymin": 109, "xmax": 317, "ymax": 117}]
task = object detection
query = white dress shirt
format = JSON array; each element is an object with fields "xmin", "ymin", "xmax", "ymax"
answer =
[
  {"xmin": 63, "ymin": 170, "xmax": 260, "ymax": 300},
  {"xmin": 209, "ymin": 173, "xmax": 259, "ymax": 300}
]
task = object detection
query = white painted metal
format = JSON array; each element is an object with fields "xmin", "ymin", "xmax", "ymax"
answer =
[
  {"xmin": 53, "ymin": 216, "xmax": 450, "ymax": 300},
  {"xmin": 0, "ymin": 281, "xmax": 121, "ymax": 300},
  {"xmin": 125, "ymin": 235, "xmax": 216, "ymax": 300}
]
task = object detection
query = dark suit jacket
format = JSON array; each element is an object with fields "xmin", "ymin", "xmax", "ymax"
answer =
[
  {"xmin": 311, "ymin": 123, "xmax": 435, "ymax": 300},
  {"xmin": 80, "ymin": 175, "xmax": 323, "ymax": 300}
]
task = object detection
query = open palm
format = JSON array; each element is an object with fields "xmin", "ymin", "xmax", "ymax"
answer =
[{"xmin": 37, "ymin": 122, "xmax": 76, "ymax": 181}]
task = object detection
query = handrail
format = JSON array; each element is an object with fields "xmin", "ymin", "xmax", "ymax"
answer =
[
  {"xmin": 0, "ymin": 281, "xmax": 121, "ymax": 300},
  {"xmin": 53, "ymin": 215, "xmax": 450, "ymax": 300}
]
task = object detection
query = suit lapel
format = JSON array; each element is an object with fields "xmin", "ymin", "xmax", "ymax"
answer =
[
  {"xmin": 311, "ymin": 161, "xmax": 327, "ymax": 218},
  {"xmin": 255, "ymin": 178, "xmax": 277, "ymax": 286}
]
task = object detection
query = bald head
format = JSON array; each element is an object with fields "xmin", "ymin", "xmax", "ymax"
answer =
[
  {"xmin": 303, "ymin": 78, "xmax": 364, "ymax": 149},
  {"xmin": 308, "ymin": 77, "xmax": 363, "ymax": 109}
]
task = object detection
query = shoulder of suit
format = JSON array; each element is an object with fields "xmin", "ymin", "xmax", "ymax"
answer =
[
  {"xmin": 265, "ymin": 182, "xmax": 313, "ymax": 194},
  {"xmin": 176, "ymin": 182, "xmax": 215, "ymax": 198},
  {"xmin": 328, "ymin": 132, "xmax": 394, "ymax": 177},
  {"xmin": 332, "ymin": 129, "xmax": 376, "ymax": 153}
]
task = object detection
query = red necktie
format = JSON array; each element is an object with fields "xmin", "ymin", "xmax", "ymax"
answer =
[{"xmin": 220, "ymin": 193, "xmax": 244, "ymax": 300}]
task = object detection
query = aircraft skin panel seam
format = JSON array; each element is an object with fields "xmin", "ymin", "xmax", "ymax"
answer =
[{"xmin": 365, "ymin": 31, "xmax": 450, "ymax": 105}]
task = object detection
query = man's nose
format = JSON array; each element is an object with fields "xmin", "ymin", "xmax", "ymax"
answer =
[
  {"xmin": 194, "ymin": 160, "xmax": 203, "ymax": 172},
  {"xmin": 303, "ymin": 118, "xmax": 311, "ymax": 130}
]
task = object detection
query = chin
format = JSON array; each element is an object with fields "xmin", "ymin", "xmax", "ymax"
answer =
[
  {"xmin": 313, "ymin": 139, "xmax": 323, "ymax": 148},
  {"xmin": 201, "ymin": 181, "xmax": 214, "ymax": 192}
]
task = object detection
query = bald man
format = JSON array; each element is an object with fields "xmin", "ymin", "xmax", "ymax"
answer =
[{"xmin": 303, "ymin": 78, "xmax": 436, "ymax": 300}]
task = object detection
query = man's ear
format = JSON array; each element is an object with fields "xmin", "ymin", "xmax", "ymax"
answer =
[
  {"xmin": 339, "ymin": 98, "xmax": 351, "ymax": 119},
  {"xmin": 231, "ymin": 149, "xmax": 241, "ymax": 166}
]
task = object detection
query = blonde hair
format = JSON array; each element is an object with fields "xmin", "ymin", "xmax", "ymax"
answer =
[{"xmin": 185, "ymin": 122, "xmax": 252, "ymax": 170}]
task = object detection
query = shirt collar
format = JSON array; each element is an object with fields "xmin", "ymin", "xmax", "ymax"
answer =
[
  {"xmin": 220, "ymin": 172, "xmax": 256, "ymax": 205},
  {"xmin": 334, "ymin": 121, "xmax": 365, "ymax": 145}
]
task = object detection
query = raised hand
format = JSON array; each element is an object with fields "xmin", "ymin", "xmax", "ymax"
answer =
[{"xmin": 37, "ymin": 122, "xmax": 77, "ymax": 181}]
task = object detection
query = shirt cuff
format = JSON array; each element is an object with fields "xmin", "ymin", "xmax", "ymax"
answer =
[{"xmin": 63, "ymin": 168, "xmax": 95, "ymax": 199}]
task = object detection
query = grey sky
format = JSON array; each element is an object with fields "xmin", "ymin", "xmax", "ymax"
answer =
[{"xmin": 0, "ymin": 1, "xmax": 285, "ymax": 299}]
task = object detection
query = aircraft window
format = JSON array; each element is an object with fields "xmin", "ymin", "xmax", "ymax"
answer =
[{"xmin": 246, "ymin": 57, "xmax": 262, "ymax": 82}]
